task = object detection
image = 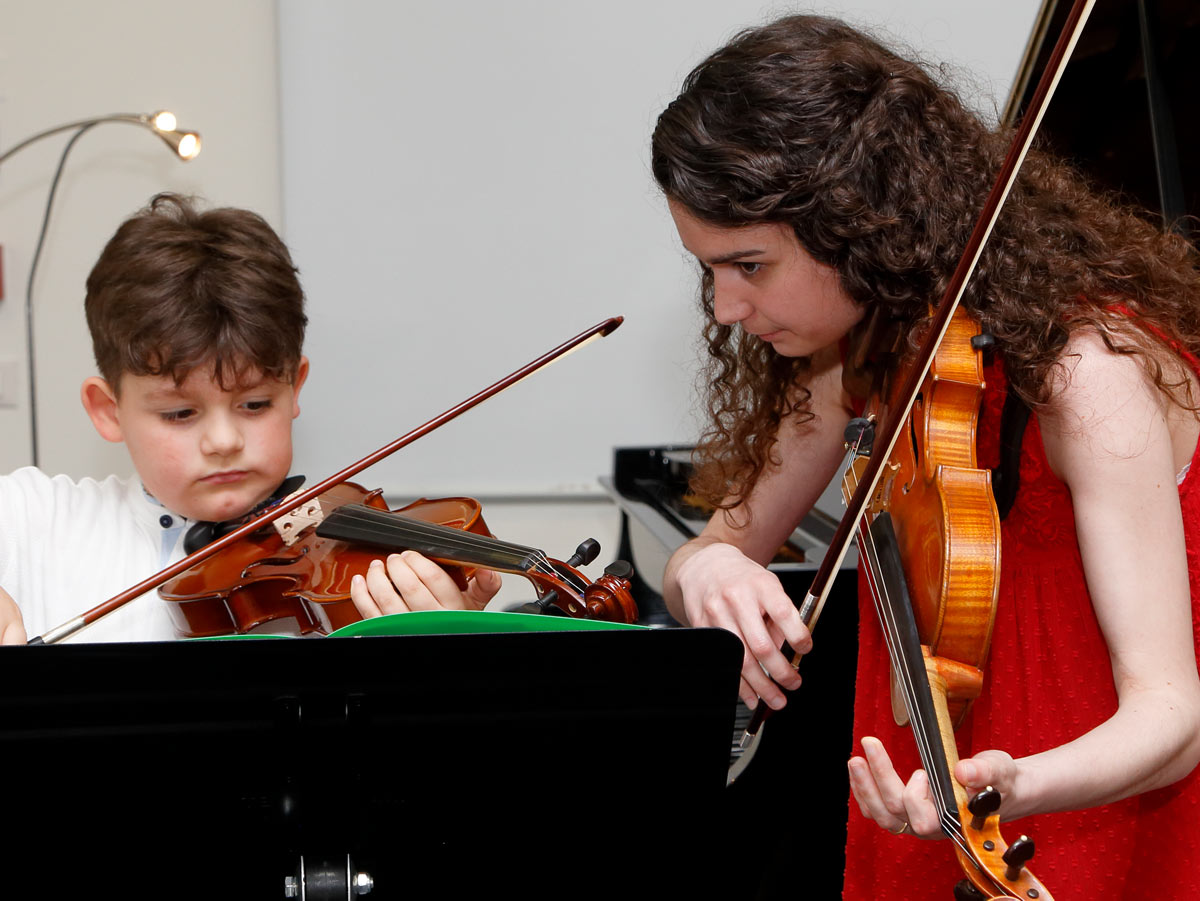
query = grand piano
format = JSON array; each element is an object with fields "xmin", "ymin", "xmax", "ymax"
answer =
[
  {"xmin": 1005, "ymin": 0, "xmax": 1198, "ymax": 232},
  {"xmin": 603, "ymin": 446, "xmax": 860, "ymax": 898}
]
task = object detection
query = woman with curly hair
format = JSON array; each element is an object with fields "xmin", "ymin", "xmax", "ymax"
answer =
[{"xmin": 653, "ymin": 14, "xmax": 1200, "ymax": 898}]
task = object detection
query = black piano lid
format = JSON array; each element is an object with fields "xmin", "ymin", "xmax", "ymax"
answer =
[
  {"xmin": 608, "ymin": 445, "xmax": 847, "ymax": 570},
  {"xmin": 1005, "ymin": 0, "xmax": 1200, "ymax": 238}
]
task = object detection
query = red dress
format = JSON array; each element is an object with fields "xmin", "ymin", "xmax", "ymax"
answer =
[{"xmin": 841, "ymin": 358, "xmax": 1200, "ymax": 900}]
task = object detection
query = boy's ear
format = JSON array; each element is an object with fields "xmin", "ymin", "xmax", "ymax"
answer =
[
  {"xmin": 290, "ymin": 356, "xmax": 309, "ymax": 418},
  {"xmin": 80, "ymin": 377, "xmax": 124, "ymax": 443}
]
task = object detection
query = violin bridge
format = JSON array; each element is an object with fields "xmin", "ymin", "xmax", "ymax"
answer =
[{"xmin": 273, "ymin": 489, "xmax": 327, "ymax": 546}]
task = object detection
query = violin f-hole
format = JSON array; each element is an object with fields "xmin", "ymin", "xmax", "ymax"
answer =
[{"xmin": 902, "ymin": 393, "xmax": 924, "ymax": 494}]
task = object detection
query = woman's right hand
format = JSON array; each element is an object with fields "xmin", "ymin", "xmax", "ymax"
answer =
[
  {"xmin": 0, "ymin": 586, "xmax": 27, "ymax": 645},
  {"xmin": 674, "ymin": 541, "xmax": 809, "ymax": 708},
  {"xmin": 665, "ymin": 345, "xmax": 853, "ymax": 710}
]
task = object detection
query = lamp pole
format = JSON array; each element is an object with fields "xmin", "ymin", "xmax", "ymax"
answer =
[{"xmin": 0, "ymin": 111, "xmax": 201, "ymax": 467}]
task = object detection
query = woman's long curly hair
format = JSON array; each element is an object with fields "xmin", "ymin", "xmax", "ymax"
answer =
[{"xmin": 652, "ymin": 14, "xmax": 1200, "ymax": 509}]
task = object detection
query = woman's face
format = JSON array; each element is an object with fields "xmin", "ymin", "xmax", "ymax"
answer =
[{"xmin": 669, "ymin": 200, "xmax": 863, "ymax": 357}]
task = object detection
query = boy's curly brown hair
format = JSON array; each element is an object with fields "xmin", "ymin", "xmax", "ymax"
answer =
[{"xmin": 85, "ymin": 193, "xmax": 307, "ymax": 393}]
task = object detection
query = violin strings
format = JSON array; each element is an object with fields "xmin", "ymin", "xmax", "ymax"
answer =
[
  {"xmin": 342, "ymin": 504, "xmax": 539, "ymax": 563},
  {"xmin": 841, "ymin": 462, "xmax": 971, "ymax": 849},
  {"xmin": 853, "ymin": 523, "xmax": 958, "ymax": 829},
  {"xmin": 327, "ymin": 504, "xmax": 579, "ymax": 589},
  {"xmin": 843, "ymin": 461, "xmax": 945, "ymax": 804},
  {"xmin": 856, "ymin": 523, "xmax": 968, "ymax": 848},
  {"xmin": 342, "ymin": 505, "xmax": 591, "ymax": 595},
  {"xmin": 334, "ymin": 504, "xmax": 547, "ymax": 569}
]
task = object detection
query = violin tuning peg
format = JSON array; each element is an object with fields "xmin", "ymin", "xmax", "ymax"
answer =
[
  {"xmin": 533, "ymin": 590, "xmax": 564, "ymax": 614},
  {"xmin": 967, "ymin": 785, "xmax": 1002, "ymax": 830},
  {"xmin": 843, "ymin": 417, "xmax": 875, "ymax": 454},
  {"xmin": 566, "ymin": 538, "xmax": 600, "ymax": 568},
  {"xmin": 604, "ymin": 559, "xmax": 633, "ymax": 579},
  {"xmin": 1003, "ymin": 835, "xmax": 1035, "ymax": 881},
  {"xmin": 504, "ymin": 591, "xmax": 569, "ymax": 617},
  {"xmin": 952, "ymin": 880, "xmax": 987, "ymax": 901}
]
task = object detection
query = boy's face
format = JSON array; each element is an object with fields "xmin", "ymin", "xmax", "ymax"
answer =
[{"xmin": 82, "ymin": 359, "xmax": 308, "ymax": 522}]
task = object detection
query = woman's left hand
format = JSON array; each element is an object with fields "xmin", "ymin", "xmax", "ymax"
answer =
[
  {"xmin": 349, "ymin": 550, "xmax": 502, "ymax": 617},
  {"xmin": 848, "ymin": 736, "xmax": 1020, "ymax": 839}
]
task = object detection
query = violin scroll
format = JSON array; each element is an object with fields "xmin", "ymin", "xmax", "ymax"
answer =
[{"xmin": 582, "ymin": 560, "xmax": 638, "ymax": 623}]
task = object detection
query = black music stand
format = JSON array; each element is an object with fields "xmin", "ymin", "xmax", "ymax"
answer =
[{"xmin": 1, "ymin": 626, "xmax": 741, "ymax": 899}]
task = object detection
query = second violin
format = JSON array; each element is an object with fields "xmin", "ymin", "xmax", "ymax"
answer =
[{"xmin": 159, "ymin": 481, "xmax": 638, "ymax": 637}]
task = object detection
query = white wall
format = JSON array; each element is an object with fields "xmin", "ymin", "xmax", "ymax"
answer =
[
  {"xmin": 0, "ymin": 1, "xmax": 1041, "ymax": 605},
  {"xmin": 0, "ymin": 0, "xmax": 283, "ymax": 477},
  {"xmin": 277, "ymin": 0, "xmax": 1042, "ymax": 500}
]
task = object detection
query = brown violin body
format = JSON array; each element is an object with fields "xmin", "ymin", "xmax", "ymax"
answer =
[
  {"xmin": 861, "ymin": 307, "xmax": 1001, "ymax": 726},
  {"xmin": 159, "ymin": 482, "xmax": 638, "ymax": 637},
  {"xmin": 159, "ymin": 484, "xmax": 484, "ymax": 636}
]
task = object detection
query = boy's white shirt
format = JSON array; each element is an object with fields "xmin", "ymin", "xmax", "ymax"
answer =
[{"xmin": 0, "ymin": 467, "xmax": 182, "ymax": 642}]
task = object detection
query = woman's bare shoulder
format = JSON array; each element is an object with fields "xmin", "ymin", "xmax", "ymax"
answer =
[{"xmin": 1040, "ymin": 328, "xmax": 1191, "ymax": 479}]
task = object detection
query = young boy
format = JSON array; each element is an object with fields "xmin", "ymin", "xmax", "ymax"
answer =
[{"xmin": 0, "ymin": 193, "xmax": 497, "ymax": 645}]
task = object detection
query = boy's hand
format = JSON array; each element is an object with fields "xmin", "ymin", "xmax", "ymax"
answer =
[
  {"xmin": 0, "ymin": 586, "xmax": 28, "ymax": 645},
  {"xmin": 348, "ymin": 551, "xmax": 502, "ymax": 618}
]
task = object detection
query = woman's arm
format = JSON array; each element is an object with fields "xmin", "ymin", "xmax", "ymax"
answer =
[
  {"xmin": 850, "ymin": 331, "xmax": 1200, "ymax": 835},
  {"xmin": 663, "ymin": 345, "xmax": 854, "ymax": 708},
  {"xmin": 993, "ymin": 331, "xmax": 1200, "ymax": 815}
]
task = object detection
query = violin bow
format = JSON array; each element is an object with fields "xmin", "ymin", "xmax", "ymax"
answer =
[{"xmin": 27, "ymin": 317, "xmax": 624, "ymax": 645}]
